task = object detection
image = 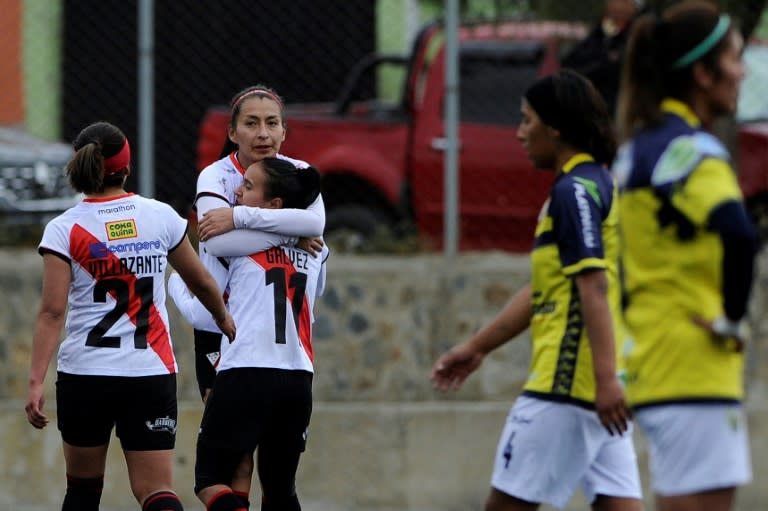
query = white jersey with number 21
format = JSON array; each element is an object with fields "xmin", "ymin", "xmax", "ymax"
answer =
[{"xmin": 38, "ymin": 193, "xmax": 187, "ymax": 377}]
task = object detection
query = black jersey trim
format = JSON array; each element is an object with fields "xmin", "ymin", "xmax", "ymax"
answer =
[
  {"xmin": 522, "ymin": 390, "xmax": 595, "ymax": 411},
  {"xmin": 194, "ymin": 191, "xmax": 229, "ymax": 206},
  {"xmin": 631, "ymin": 397, "xmax": 741, "ymax": 411},
  {"xmin": 550, "ymin": 279, "xmax": 583, "ymax": 396},
  {"xmin": 168, "ymin": 223, "xmax": 189, "ymax": 254},
  {"xmin": 533, "ymin": 231, "xmax": 556, "ymax": 249},
  {"xmin": 38, "ymin": 247, "xmax": 71, "ymax": 265}
]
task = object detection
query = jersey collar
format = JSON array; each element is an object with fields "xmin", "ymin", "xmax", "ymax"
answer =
[
  {"xmin": 561, "ymin": 153, "xmax": 594, "ymax": 175},
  {"xmin": 661, "ymin": 98, "xmax": 701, "ymax": 128},
  {"xmin": 83, "ymin": 192, "xmax": 135, "ymax": 203},
  {"xmin": 229, "ymin": 152, "xmax": 247, "ymax": 176}
]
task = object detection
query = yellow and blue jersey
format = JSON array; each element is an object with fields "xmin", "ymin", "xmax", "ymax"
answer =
[
  {"xmin": 614, "ymin": 98, "xmax": 745, "ymax": 407},
  {"xmin": 523, "ymin": 153, "xmax": 625, "ymax": 408}
]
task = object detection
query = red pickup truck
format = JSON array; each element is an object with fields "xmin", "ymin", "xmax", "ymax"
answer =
[{"xmin": 197, "ymin": 20, "xmax": 768, "ymax": 252}]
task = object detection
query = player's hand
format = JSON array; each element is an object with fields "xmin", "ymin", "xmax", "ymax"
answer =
[
  {"xmin": 297, "ymin": 237, "xmax": 324, "ymax": 256},
  {"xmin": 430, "ymin": 343, "xmax": 484, "ymax": 391},
  {"xmin": 595, "ymin": 377, "xmax": 631, "ymax": 436},
  {"xmin": 199, "ymin": 208, "xmax": 235, "ymax": 241},
  {"xmin": 692, "ymin": 315, "xmax": 748, "ymax": 352},
  {"xmin": 216, "ymin": 312, "xmax": 237, "ymax": 344},
  {"xmin": 25, "ymin": 383, "xmax": 49, "ymax": 429}
]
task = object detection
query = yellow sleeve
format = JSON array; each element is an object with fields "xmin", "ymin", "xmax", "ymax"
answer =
[{"xmin": 670, "ymin": 157, "xmax": 743, "ymax": 227}]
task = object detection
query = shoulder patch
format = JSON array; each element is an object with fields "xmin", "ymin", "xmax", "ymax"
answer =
[
  {"xmin": 651, "ymin": 135, "xmax": 699, "ymax": 186},
  {"xmin": 651, "ymin": 133, "xmax": 729, "ymax": 186}
]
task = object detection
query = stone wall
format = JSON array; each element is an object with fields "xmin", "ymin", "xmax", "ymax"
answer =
[{"xmin": 1, "ymin": 248, "xmax": 766, "ymax": 510}]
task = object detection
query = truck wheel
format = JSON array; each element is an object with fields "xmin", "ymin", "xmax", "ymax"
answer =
[{"xmin": 324, "ymin": 205, "xmax": 389, "ymax": 253}]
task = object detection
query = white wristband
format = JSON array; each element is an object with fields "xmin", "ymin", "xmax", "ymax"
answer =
[{"xmin": 711, "ymin": 316, "xmax": 750, "ymax": 340}]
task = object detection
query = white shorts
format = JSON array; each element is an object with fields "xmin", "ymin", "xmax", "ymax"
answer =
[
  {"xmin": 635, "ymin": 403, "xmax": 752, "ymax": 496},
  {"xmin": 490, "ymin": 395, "xmax": 641, "ymax": 509}
]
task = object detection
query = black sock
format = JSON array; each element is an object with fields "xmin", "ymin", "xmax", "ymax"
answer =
[
  {"xmin": 142, "ymin": 490, "xmax": 184, "ymax": 511},
  {"xmin": 61, "ymin": 474, "xmax": 103, "ymax": 511},
  {"xmin": 233, "ymin": 490, "xmax": 251, "ymax": 509},
  {"xmin": 208, "ymin": 489, "xmax": 247, "ymax": 511},
  {"xmin": 261, "ymin": 494, "xmax": 300, "ymax": 511}
]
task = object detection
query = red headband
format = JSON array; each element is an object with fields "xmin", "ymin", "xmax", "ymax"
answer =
[
  {"xmin": 231, "ymin": 88, "xmax": 284, "ymax": 113},
  {"xmin": 104, "ymin": 139, "xmax": 131, "ymax": 175}
]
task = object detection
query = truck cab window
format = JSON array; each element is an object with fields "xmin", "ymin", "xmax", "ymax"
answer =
[{"xmin": 458, "ymin": 40, "xmax": 544, "ymax": 126}]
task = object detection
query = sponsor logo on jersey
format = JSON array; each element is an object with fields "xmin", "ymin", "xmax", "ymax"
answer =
[
  {"xmin": 532, "ymin": 301, "xmax": 556, "ymax": 315},
  {"xmin": 105, "ymin": 219, "xmax": 138, "ymax": 240},
  {"xmin": 573, "ymin": 182, "xmax": 596, "ymax": 248},
  {"xmin": 145, "ymin": 416, "xmax": 177, "ymax": 434},
  {"xmin": 97, "ymin": 204, "xmax": 136, "ymax": 215},
  {"xmin": 89, "ymin": 242, "xmax": 111, "ymax": 258},
  {"xmin": 89, "ymin": 240, "xmax": 162, "ymax": 258}
]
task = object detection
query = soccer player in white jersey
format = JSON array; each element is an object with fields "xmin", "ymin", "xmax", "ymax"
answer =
[
  {"xmin": 24, "ymin": 121, "xmax": 235, "ymax": 511},
  {"xmin": 189, "ymin": 85, "xmax": 324, "ymax": 400},
  {"xmin": 170, "ymin": 85, "xmax": 325, "ymax": 509},
  {"xmin": 171, "ymin": 158, "xmax": 326, "ymax": 511}
]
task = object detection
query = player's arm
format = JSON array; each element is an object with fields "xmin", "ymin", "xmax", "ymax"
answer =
[
  {"xmin": 26, "ymin": 252, "xmax": 70, "ymax": 429},
  {"xmin": 234, "ymin": 193, "xmax": 325, "ymax": 236},
  {"xmin": 431, "ymin": 284, "xmax": 532, "ymax": 391},
  {"xmin": 709, "ymin": 201, "xmax": 758, "ymax": 322},
  {"xmin": 168, "ymin": 235, "xmax": 235, "ymax": 342},
  {"xmin": 575, "ymin": 269, "xmax": 629, "ymax": 436},
  {"xmin": 200, "ymin": 193, "xmax": 326, "ymax": 240},
  {"xmin": 196, "ymin": 195, "xmax": 294, "ymax": 257},
  {"xmin": 554, "ymin": 173, "xmax": 629, "ymax": 435},
  {"xmin": 168, "ymin": 272, "xmax": 222, "ymax": 331},
  {"xmin": 674, "ymin": 157, "xmax": 759, "ymax": 345}
]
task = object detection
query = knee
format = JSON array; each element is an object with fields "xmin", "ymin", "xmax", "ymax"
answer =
[{"xmin": 61, "ymin": 475, "xmax": 104, "ymax": 511}]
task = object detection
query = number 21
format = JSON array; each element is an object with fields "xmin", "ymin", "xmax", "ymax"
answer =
[{"xmin": 86, "ymin": 277, "xmax": 153, "ymax": 348}]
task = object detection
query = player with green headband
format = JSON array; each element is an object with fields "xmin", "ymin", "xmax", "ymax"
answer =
[{"xmin": 615, "ymin": 2, "xmax": 757, "ymax": 510}]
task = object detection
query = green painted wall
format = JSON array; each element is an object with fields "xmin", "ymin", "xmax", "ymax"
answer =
[{"xmin": 22, "ymin": 0, "xmax": 62, "ymax": 140}]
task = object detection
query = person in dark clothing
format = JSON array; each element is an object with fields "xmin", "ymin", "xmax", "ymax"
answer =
[{"xmin": 561, "ymin": 0, "xmax": 646, "ymax": 115}]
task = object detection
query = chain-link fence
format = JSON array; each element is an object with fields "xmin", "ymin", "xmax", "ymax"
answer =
[{"xmin": 2, "ymin": 0, "xmax": 768, "ymax": 252}]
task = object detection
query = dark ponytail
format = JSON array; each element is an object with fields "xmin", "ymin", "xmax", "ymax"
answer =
[
  {"xmin": 68, "ymin": 122, "xmax": 129, "ymax": 194},
  {"xmin": 617, "ymin": 1, "xmax": 733, "ymax": 140},
  {"xmin": 617, "ymin": 14, "xmax": 664, "ymax": 140},
  {"xmin": 297, "ymin": 166, "xmax": 321, "ymax": 209}
]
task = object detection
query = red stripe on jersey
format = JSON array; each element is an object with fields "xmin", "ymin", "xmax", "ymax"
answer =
[
  {"xmin": 251, "ymin": 248, "xmax": 313, "ymax": 362},
  {"xmin": 229, "ymin": 152, "xmax": 247, "ymax": 175},
  {"xmin": 69, "ymin": 224, "xmax": 175, "ymax": 372}
]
